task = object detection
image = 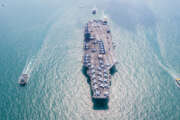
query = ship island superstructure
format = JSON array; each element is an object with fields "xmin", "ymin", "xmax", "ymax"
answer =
[{"xmin": 83, "ymin": 19, "xmax": 116, "ymax": 100}]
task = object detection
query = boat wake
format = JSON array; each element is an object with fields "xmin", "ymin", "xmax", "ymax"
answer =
[
  {"xmin": 21, "ymin": 56, "xmax": 36, "ymax": 82},
  {"xmin": 155, "ymin": 55, "xmax": 180, "ymax": 80}
]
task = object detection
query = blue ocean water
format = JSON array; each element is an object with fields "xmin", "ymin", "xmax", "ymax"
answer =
[{"xmin": 0, "ymin": 0, "xmax": 180, "ymax": 119}]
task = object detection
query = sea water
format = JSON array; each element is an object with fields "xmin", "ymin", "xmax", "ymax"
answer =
[{"xmin": 0, "ymin": 0, "xmax": 180, "ymax": 119}]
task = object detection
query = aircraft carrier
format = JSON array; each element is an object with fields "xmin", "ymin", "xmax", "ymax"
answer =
[{"xmin": 83, "ymin": 18, "xmax": 116, "ymax": 100}]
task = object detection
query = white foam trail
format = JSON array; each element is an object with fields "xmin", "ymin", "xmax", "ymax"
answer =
[
  {"xmin": 19, "ymin": 7, "xmax": 67, "ymax": 82},
  {"xmin": 23, "ymin": 60, "xmax": 32, "ymax": 74},
  {"xmin": 155, "ymin": 24, "xmax": 180, "ymax": 80},
  {"xmin": 21, "ymin": 56, "xmax": 36, "ymax": 81},
  {"xmin": 155, "ymin": 55, "xmax": 180, "ymax": 79},
  {"xmin": 102, "ymin": 11, "xmax": 108, "ymax": 19}
]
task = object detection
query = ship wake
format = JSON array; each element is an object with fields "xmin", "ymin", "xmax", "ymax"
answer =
[
  {"xmin": 21, "ymin": 56, "xmax": 36, "ymax": 82},
  {"xmin": 155, "ymin": 55, "xmax": 180, "ymax": 80}
]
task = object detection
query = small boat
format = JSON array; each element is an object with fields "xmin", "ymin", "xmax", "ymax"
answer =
[
  {"xmin": 19, "ymin": 74, "xmax": 28, "ymax": 86},
  {"xmin": 92, "ymin": 7, "xmax": 97, "ymax": 15},
  {"xmin": 103, "ymin": 15, "xmax": 108, "ymax": 25},
  {"xmin": 175, "ymin": 78, "xmax": 180, "ymax": 88}
]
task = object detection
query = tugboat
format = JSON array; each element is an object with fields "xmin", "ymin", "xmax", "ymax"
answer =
[
  {"xmin": 92, "ymin": 7, "xmax": 97, "ymax": 15},
  {"xmin": 19, "ymin": 74, "xmax": 28, "ymax": 86},
  {"xmin": 176, "ymin": 78, "xmax": 180, "ymax": 88}
]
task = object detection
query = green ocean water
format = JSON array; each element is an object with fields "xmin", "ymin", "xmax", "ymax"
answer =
[{"xmin": 0, "ymin": 0, "xmax": 180, "ymax": 119}]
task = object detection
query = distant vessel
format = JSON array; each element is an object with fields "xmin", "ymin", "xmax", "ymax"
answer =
[
  {"xmin": 176, "ymin": 78, "xmax": 180, "ymax": 88},
  {"xmin": 92, "ymin": 7, "xmax": 97, "ymax": 15},
  {"xmin": 19, "ymin": 74, "xmax": 28, "ymax": 86}
]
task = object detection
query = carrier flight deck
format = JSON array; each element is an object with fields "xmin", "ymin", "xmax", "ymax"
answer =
[{"xmin": 83, "ymin": 18, "xmax": 116, "ymax": 99}]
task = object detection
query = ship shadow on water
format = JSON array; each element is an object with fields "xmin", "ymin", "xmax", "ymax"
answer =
[
  {"xmin": 110, "ymin": 65, "xmax": 118, "ymax": 76},
  {"xmin": 81, "ymin": 65, "xmax": 117, "ymax": 110}
]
